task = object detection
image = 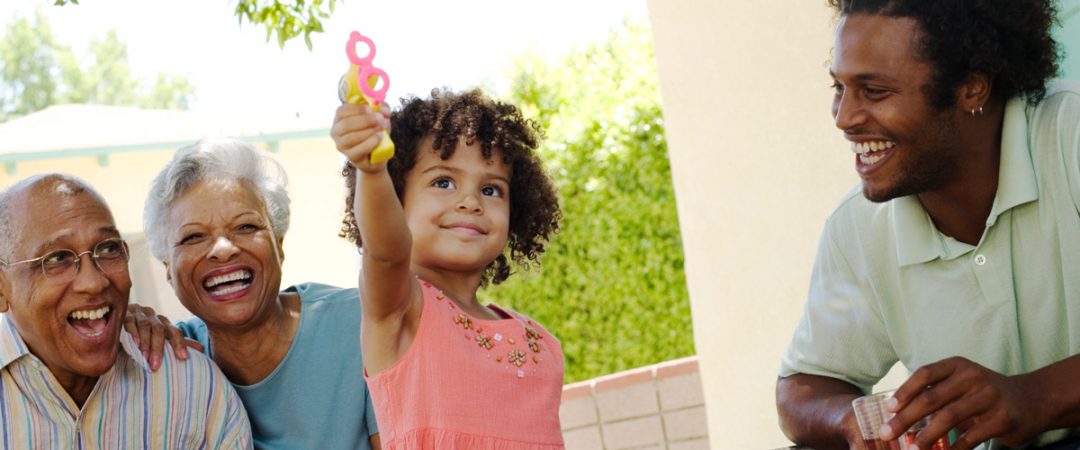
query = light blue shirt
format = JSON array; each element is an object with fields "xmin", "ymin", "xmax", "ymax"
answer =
[
  {"xmin": 179, "ymin": 283, "xmax": 378, "ymax": 450},
  {"xmin": 781, "ymin": 81, "xmax": 1080, "ymax": 448}
]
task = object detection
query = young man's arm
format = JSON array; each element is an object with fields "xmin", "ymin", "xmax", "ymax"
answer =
[{"xmin": 777, "ymin": 373, "xmax": 866, "ymax": 450}]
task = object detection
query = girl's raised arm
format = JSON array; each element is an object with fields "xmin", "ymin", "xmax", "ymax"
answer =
[{"xmin": 331, "ymin": 104, "xmax": 420, "ymax": 372}]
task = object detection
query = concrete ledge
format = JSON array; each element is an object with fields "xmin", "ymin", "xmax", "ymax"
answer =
[
  {"xmin": 560, "ymin": 395, "xmax": 599, "ymax": 429},
  {"xmin": 560, "ymin": 356, "xmax": 704, "ymax": 449}
]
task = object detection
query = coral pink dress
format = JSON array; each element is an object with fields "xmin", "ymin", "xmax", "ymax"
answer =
[{"xmin": 365, "ymin": 280, "xmax": 566, "ymax": 449}]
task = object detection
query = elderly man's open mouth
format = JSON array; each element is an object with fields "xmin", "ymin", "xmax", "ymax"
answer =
[{"xmin": 67, "ymin": 305, "xmax": 114, "ymax": 340}]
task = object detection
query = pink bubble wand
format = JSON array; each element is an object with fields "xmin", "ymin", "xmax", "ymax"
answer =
[{"xmin": 338, "ymin": 31, "xmax": 395, "ymax": 163}]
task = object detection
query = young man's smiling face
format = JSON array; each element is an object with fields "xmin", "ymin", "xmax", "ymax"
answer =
[{"xmin": 830, "ymin": 13, "xmax": 963, "ymax": 202}]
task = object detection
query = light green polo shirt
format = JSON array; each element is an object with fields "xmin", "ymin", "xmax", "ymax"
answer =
[{"xmin": 781, "ymin": 81, "xmax": 1080, "ymax": 447}]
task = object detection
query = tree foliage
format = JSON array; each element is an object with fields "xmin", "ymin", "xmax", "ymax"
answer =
[
  {"xmin": 0, "ymin": 11, "xmax": 60, "ymax": 121},
  {"xmin": 484, "ymin": 21, "xmax": 694, "ymax": 383},
  {"xmin": 53, "ymin": 0, "xmax": 338, "ymax": 50},
  {"xmin": 231, "ymin": 0, "xmax": 339, "ymax": 49},
  {"xmin": 0, "ymin": 12, "xmax": 194, "ymax": 123}
]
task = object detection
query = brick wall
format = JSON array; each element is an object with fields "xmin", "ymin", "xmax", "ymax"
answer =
[{"xmin": 560, "ymin": 356, "xmax": 709, "ymax": 449}]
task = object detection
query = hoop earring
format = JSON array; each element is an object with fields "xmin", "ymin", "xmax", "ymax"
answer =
[{"xmin": 970, "ymin": 106, "xmax": 984, "ymax": 117}]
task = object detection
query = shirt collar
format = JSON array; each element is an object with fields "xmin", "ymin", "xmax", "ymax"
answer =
[
  {"xmin": 0, "ymin": 313, "xmax": 150, "ymax": 371},
  {"xmin": 894, "ymin": 95, "xmax": 1038, "ymax": 266},
  {"xmin": 988, "ymin": 96, "xmax": 1040, "ymax": 220},
  {"xmin": 0, "ymin": 315, "xmax": 30, "ymax": 369}
]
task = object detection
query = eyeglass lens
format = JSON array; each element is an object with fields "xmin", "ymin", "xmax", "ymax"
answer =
[{"xmin": 40, "ymin": 238, "xmax": 129, "ymax": 280}]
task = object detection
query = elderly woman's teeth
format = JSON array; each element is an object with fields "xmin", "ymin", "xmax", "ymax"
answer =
[{"xmin": 204, "ymin": 270, "xmax": 252, "ymax": 289}]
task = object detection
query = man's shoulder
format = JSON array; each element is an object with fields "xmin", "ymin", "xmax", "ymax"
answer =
[
  {"xmin": 1030, "ymin": 80, "xmax": 1080, "ymax": 124},
  {"xmin": 817, "ymin": 185, "xmax": 916, "ymax": 266},
  {"xmin": 1044, "ymin": 79, "xmax": 1080, "ymax": 99},
  {"xmin": 1025, "ymin": 80, "xmax": 1080, "ymax": 183},
  {"xmin": 823, "ymin": 184, "xmax": 892, "ymax": 230},
  {"xmin": 117, "ymin": 331, "xmax": 229, "ymax": 387}
]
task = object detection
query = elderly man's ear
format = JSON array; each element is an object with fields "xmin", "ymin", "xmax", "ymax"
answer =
[{"xmin": 0, "ymin": 272, "xmax": 11, "ymax": 313}]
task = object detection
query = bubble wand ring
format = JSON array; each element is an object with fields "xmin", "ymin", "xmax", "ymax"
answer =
[{"xmin": 339, "ymin": 31, "xmax": 394, "ymax": 163}]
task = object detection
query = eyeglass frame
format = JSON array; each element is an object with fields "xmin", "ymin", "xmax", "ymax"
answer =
[{"xmin": 0, "ymin": 237, "xmax": 131, "ymax": 282}]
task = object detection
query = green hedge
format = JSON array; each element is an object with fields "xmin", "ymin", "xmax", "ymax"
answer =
[{"xmin": 481, "ymin": 21, "xmax": 694, "ymax": 383}]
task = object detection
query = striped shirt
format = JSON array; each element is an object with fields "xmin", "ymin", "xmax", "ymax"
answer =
[{"xmin": 0, "ymin": 314, "xmax": 252, "ymax": 449}]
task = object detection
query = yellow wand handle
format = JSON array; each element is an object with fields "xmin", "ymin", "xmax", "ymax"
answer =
[{"xmin": 339, "ymin": 63, "xmax": 395, "ymax": 164}]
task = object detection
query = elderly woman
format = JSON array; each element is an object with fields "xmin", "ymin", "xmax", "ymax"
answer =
[{"xmin": 135, "ymin": 138, "xmax": 379, "ymax": 449}]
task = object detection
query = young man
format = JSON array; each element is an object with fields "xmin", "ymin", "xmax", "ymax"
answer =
[
  {"xmin": 0, "ymin": 174, "xmax": 252, "ymax": 449},
  {"xmin": 777, "ymin": 1, "xmax": 1080, "ymax": 449}
]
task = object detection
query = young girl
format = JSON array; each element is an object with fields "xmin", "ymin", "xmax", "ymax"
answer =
[{"xmin": 331, "ymin": 88, "xmax": 565, "ymax": 449}]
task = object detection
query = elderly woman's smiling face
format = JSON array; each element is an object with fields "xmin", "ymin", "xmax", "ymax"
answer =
[{"xmin": 162, "ymin": 177, "xmax": 284, "ymax": 331}]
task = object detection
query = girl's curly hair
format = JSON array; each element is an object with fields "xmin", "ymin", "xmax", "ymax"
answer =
[
  {"xmin": 829, "ymin": 0, "xmax": 1059, "ymax": 108},
  {"xmin": 340, "ymin": 88, "xmax": 561, "ymax": 285}
]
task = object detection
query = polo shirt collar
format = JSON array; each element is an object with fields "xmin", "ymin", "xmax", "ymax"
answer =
[
  {"xmin": 894, "ymin": 96, "xmax": 1038, "ymax": 266},
  {"xmin": 0, "ymin": 313, "xmax": 150, "ymax": 371}
]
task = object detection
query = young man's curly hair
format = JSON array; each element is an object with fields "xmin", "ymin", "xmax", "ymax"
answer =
[
  {"xmin": 829, "ymin": 0, "xmax": 1059, "ymax": 108},
  {"xmin": 340, "ymin": 88, "xmax": 561, "ymax": 285}
]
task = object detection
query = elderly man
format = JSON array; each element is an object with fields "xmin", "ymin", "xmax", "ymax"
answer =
[
  {"xmin": 777, "ymin": 0, "xmax": 1079, "ymax": 449},
  {"xmin": 0, "ymin": 174, "xmax": 252, "ymax": 449}
]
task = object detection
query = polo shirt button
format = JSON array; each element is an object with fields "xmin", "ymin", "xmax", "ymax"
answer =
[{"xmin": 974, "ymin": 254, "xmax": 987, "ymax": 265}]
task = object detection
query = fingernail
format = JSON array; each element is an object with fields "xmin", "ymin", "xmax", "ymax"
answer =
[
  {"xmin": 180, "ymin": 348, "xmax": 188, "ymax": 359},
  {"xmin": 908, "ymin": 444, "xmax": 920, "ymax": 450},
  {"xmin": 153, "ymin": 354, "xmax": 161, "ymax": 369},
  {"xmin": 886, "ymin": 396, "xmax": 898, "ymax": 410},
  {"xmin": 879, "ymin": 424, "xmax": 893, "ymax": 439}
]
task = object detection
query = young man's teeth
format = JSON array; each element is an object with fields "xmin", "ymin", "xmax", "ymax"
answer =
[
  {"xmin": 859, "ymin": 153, "xmax": 884, "ymax": 165},
  {"xmin": 851, "ymin": 141, "xmax": 896, "ymax": 154},
  {"xmin": 70, "ymin": 306, "xmax": 110, "ymax": 320}
]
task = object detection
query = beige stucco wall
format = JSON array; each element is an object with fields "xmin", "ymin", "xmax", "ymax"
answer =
[
  {"xmin": 0, "ymin": 136, "xmax": 362, "ymax": 322},
  {"xmin": 645, "ymin": 2, "xmax": 858, "ymax": 448}
]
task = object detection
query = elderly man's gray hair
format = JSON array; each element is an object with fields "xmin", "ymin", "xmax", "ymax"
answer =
[
  {"xmin": 143, "ymin": 138, "xmax": 291, "ymax": 261},
  {"xmin": 0, "ymin": 174, "xmax": 104, "ymax": 260}
]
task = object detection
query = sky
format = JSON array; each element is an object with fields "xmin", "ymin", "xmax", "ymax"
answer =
[{"xmin": 1, "ymin": 0, "xmax": 649, "ymax": 123}]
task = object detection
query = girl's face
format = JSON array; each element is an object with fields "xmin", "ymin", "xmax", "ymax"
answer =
[
  {"xmin": 162, "ymin": 178, "xmax": 285, "ymax": 332},
  {"xmin": 402, "ymin": 139, "xmax": 511, "ymax": 276}
]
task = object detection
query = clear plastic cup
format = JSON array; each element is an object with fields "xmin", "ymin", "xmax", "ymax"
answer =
[
  {"xmin": 851, "ymin": 390, "xmax": 901, "ymax": 450},
  {"xmin": 851, "ymin": 391, "xmax": 952, "ymax": 450}
]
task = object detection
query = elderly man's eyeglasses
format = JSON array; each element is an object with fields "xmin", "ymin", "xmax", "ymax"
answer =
[{"xmin": 0, "ymin": 238, "xmax": 130, "ymax": 282}]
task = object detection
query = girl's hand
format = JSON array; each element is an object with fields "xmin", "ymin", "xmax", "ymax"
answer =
[{"xmin": 331, "ymin": 103, "xmax": 391, "ymax": 172}]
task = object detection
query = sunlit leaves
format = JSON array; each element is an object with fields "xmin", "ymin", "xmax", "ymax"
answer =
[
  {"xmin": 231, "ymin": 0, "xmax": 338, "ymax": 49},
  {"xmin": 56, "ymin": 0, "xmax": 336, "ymax": 50}
]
